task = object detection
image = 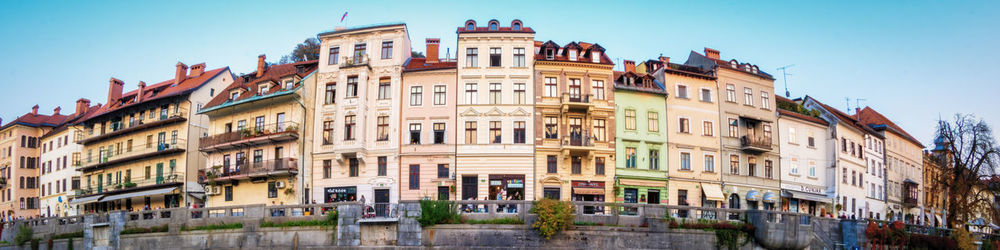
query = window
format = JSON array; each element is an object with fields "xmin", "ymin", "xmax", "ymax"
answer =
[
  {"xmin": 258, "ymin": 83, "xmax": 270, "ymax": 95},
  {"xmin": 465, "ymin": 83, "xmax": 478, "ymax": 104},
  {"xmin": 545, "ymin": 48, "xmax": 555, "ymax": 60},
  {"xmin": 677, "ymin": 151, "xmax": 691, "ymax": 171},
  {"xmin": 764, "ymin": 160, "xmax": 773, "ymax": 179},
  {"xmin": 809, "ymin": 161, "xmax": 817, "ymax": 177},
  {"xmin": 648, "ymin": 112, "xmax": 659, "ymax": 132},
  {"xmin": 378, "ymin": 79, "xmax": 391, "ymax": 100},
  {"xmin": 489, "ymin": 121, "xmax": 501, "ymax": 144},
  {"xmin": 593, "ymin": 80, "xmax": 605, "ymax": 100},
  {"xmin": 744, "ymin": 87, "xmax": 754, "ymax": 106},
  {"xmin": 678, "ymin": 118, "xmax": 690, "ymax": 133},
  {"xmin": 703, "ymin": 121, "xmax": 714, "ymax": 136},
  {"xmin": 349, "ymin": 158, "xmax": 359, "ymax": 177},
  {"xmin": 328, "ymin": 47, "xmax": 339, "ymax": 65},
  {"xmin": 747, "ymin": 157, "xmax": 758, "ymax": 177},
  {"xmin": 353, "ymin": 43, "xmax": 366, "ymax": 63},
  {"xmin": 254, "ymin": 116, "xmax": 265, "ymax": 133},
  {"xmin": 726, "ymin": 84, "xmax": 736, "ymax": 102},
  {"xmin": 544, "ymin": 77, "xmax": 557, "ymax": 97},
  {"xmin": 489, "ymin": 48, "xmax": 501, "ymax": 67},
  {"xmin": 381, "ymin": 41, "xmax": 393, "ymax": 59},
  {"xmin": 763, "ymin": 124, "xmax": 772, "ymax": 141},
  {"xmin": 842, "ymin": 167, "xmax": 848, "ymax": 184},
  {"xmin": 547, "ymin": 155, "xmax": 557, "ymax": 173},
  {"xmin": 596, "ymin": 157, "xmax": 606, "ymax": 175},
  {"xmin": 323, "ymin": 121, "xmax": 334, "ymax": 145},
  {"xmin": 344, "ymin": 115, "xmax": 356, "ymax": 140},
  {"xmin": 701, "ymin": 88, "xmax": 712, "ymax": 102},
  {"xmin": 438, "ymin": 164, "xmax": 449, "ymax": 178},
  {"xmin": 593, "ymin": 119, "xmax": 606, "ymax": 141},
  {"xmin": 568, "ymin": 49, "xmax": 578, "ymax": 61},
  {"xmin": 761, "ymin": 91, "xmax": 771, "ymax": 109},
  {"xmin": 433, "ymin": 85, "xmax": 446, "ymax": 105},
  {"xmin": 374, "ymin": 156, "xmax": 386, "ymax": 176},
  {"xmin": 625, "ymin": 109, "xmax": 636, "ymax": 130},
  {"xmin": 788, "ymin": 127, "xmax": 797, "ymax": 143},
  {"xmin": 346, "ymin": 76, "xmax": 358, "ymax": 97},
  {"xmin": 513, "ymin": 48, "xmax": 525, "ymax": 67},
  {"xmin": 409, "ymin": 123, "xmax": 421, "ymax": 144},
  {"xmin": 267, "ymin": 182, "xmax": 277, "ymax": 198},
  {"xmin": 465, "ymin": 48, "xmax": 478, "ymax": 67},
  {"xmin": 433, "ymin": 123, "xmax": 446, "ymax": 144},
  {"xmin": 842, "ymin": 138, "xmax": 848, "ymax": 152},
  {"xmin": 513, "ymin": 83, "xmax": 525, "ymax": 104},
  {"xmin": 625, "ymin": 147, "xmax": 637, "ymax": 168},
  {"xmin": 410, "ymin": 86, "xmax": 423, "ymax": 106},
  {"xmin": 730, "ymin": 155, "xmax": 740, "ymax": 175},
  {"xmin": 544, "ymin": 116, "xmax": 559, "ymax": 139},
  {"xmin": 728, "ymin": 118, "xmax": 738, "ymax": 137},
  {"xmin": 544, "ymin": 188, "xmax": 560, "ymax": 200},
  {"xmin": 465, "ymin": 121, "xmax": 477, "ymax": 144},
  {"xmin": 409, "ymin": 164, "xmax": 419, "ymax": 189},
  {"xmin": 571, "ymin": 156, "xmax": 582, "ymax": 174},
  {"xmin": 705, "ymin": 155, "xmax": 715, "ymax": 172},
  {"xmin": 322, "ymin": 160, "xmax": 332, "ymax": 179},
  {"xmin": 676, "ymin": 84, "xmax": 688, "ymax": 99},
  {"xmin": 489, "ymin": 83, "xmax": 501, "ymax": 104},
  {"xmin": 514, "ymin": 121, "xmax": 526, "ymax": 144}
]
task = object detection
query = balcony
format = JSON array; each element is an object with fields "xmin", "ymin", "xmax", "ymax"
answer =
[
  {"xmin": 73, "ymin": 172, "xmax": 185, "ymax": 198},
  {"xmin": 903, "ymin": 181, "xmax": 919, "ymax": 206},
  {"xmin": 198, "ymin": 158, "xmax": 298, "ymax": 184},
  {"xmin": 79, "ymin": 111, "xmax": 187, "ymax": 145},
  {"xmin": 340, "ymin": 55, "xmax": 370, "ymax": 69},
  {"xmin": 561, "ymin": 133, "xmax": 601, "ymax": 156},
  {"xmin": 199, "ymin": 121, "xmax": 300, "ymax": 152},
  {"xmin": 740, "ymin": 136, "xmax": 773, "ymax": 153},
  {"xmin": 561, "ymin": 93, "xmax": 593, "ymax": 112},
  {"xmin": 78, "ymin": 140, "xmax": 186, "ymax": 173}
]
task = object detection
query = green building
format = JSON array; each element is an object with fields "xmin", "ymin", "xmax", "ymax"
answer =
[{"xmin": 613, "ymin": 61, "xmax": 669, "ymax": 208}]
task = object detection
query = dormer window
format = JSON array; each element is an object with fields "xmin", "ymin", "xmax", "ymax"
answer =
[
  {"xmin": 744, "ymin": 64, "xmax": 752, "ymax": 72},
  {"xmin": 513, "ymin": 23, "xmax": 521, "ymax": 30},
  {"xmin": 488, "ymin": 20, "xmax": 499, "ymax": 30},
  {"xmin": 752, "ymin": 66, "xmax": 759, "ymax": 74},
  {"xmin": 568, "ymin": 49, "xmax": 578, "ymax": 61},
  {"xmin": 467, "ymin": 23, "xmax": 474, "ymax": 30},
  {"xmin": 284, "ymin": 80, "xmax": 295, "ymax": 90},
  {"xmin": 545, "ymin": 49, "xmax": 555, "ymax": 60},
  {"xmin": 511, "ymin": 20, "xmax": 522, "ymax": 31},
  {"xmin": 229, "ymin": 91, "xmax": 240, "ymax": 101},
  {"xmin": 730, "ymin": 60, "xmax": 738, "ymax": 68},
  {"xmin": 258, "ymin": 83, "xmax": 270, "ymax": 95},
  {"xmin": 592, "ymin": 51, "xmax": 601, "ymax": 63}
]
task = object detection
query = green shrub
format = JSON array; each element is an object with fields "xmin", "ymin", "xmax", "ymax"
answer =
[
  {"xmin": 573, "ymin": 221, "xmax": 602, "ymax": 226},
  {"xmin": 30, "ymin": 238, "xmax": 39, "ymax": 250},
  {"xmin": 181, "ymin": 222, "xmax": 243, "ymax": 231},
  {"xmin": 464, "ymin": 217, "xmax": 524, "ymax": 225},
  {"xmin": 951, "ymin": 227, "xmax": 975, "ymax": 250},
  {"xmin": 120, "ymin": 225, "xmax": 169, "ymax": 235},
  {"xmin": 418, "ymin": 200, "xmax": 460, "ymax": 227},
  {"xmin": 529, "ymin": 199, "xmax": 575, "ymax": 240},
  {"xmin": 51, "ymin": 231, "xmax": 84, "ymax": 240},
  {"xmin": 14, "ymin": 225, "xmax": 33, "ymax": 246}
]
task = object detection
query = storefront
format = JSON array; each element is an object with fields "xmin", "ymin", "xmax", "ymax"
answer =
[
  {"xmin": 488, "ymin": 175, "xmax": 525, "ymax": 201},
  {"xmin": 780, "ymin": 184, "xmax": 830, "ymax": 216},
  {"xmin": 324, "ymin": 186, "xmax": 357, "ymax": 203},
  {"xmin": 572, "ymin": 181, "xmax": 606, "ymax": 214}
]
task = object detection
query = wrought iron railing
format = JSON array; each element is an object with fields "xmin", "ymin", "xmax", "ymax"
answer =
[{"xmin": 199, "ymin": 121, "xmax": 300, "ymax": 149}]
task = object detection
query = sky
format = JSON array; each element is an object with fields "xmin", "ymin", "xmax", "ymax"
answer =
[{"xmin": 0, "ymin": 0, "xmax": 997, "ymax": 146}]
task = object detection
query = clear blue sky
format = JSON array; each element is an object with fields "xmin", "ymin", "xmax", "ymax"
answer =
[{"xmin": 1, "ymin": 0, "xmax": 997, "ymax": 145}]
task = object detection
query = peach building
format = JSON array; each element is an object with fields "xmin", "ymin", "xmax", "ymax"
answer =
[
  {"xmin": 0, "ymin": 105, "xmax": 69, "ymax": 219},
  {"xmin": 399, "ymin": 39, "xmax": 458, "ymax": 201}
]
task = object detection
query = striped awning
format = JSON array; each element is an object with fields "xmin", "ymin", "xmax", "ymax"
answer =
[
  {"xmin": 69, "ymin": 195, "xmax": 103, "ymax": 205},
  {"xmin": 99, "ymin": 187, "xmax": 178, "ymax": 202},
  {"xmin": 573, "ymin": 188, "xmax": 605, "ymax": 195}
]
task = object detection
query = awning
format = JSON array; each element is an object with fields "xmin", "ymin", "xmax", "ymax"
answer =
[
  {"xmin": 99, "ymin": 187, "xmax": 178, "ymax": 202},
  {"xmin": 618, "ymin": 179, "xmax": 666, "ymax": 188},
  {"xmin": 935, "ymin": 215, "xmax": 942, "ymax": 223},
  {"xmin": 69, "ymin": 195, "xmax": 103, "ymax": 205},
  {"xmin": 763, "ymin": 192, "xmax": 778, "ymax": 203},
  {"xmin": 746, "ymin": 190, "xmax": 761, "ymax": 201},
  {"xmin": 701, "ymin": 183, "xmax": 725, "ymax": 201},
  {"xmin": 783, "ymin": 190, "xmax": 830, "ymax": 203},
  {"xmin": 573, "ymin": 188, "xmax": 605, "ymax": 195}
]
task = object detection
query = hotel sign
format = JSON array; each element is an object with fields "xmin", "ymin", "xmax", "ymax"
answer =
[{"xmin": 781, "ymin": 183, "xmax": 824, "ymax": 195}]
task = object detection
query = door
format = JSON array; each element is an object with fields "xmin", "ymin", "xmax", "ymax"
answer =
[
  {"xmin": 569, "ymin": 117, "xmax": 582, "ymax": 145},
  {"xmin": 568, "ymin": 79, "xmax": 581, "ymax": 101},
  {"xmin": 462, "ymin": 176, "xmax": 478, "ymax": 200},
  {"xmin": 276, "ymin": 113, "xmax": 286, "ymax": 131},
  {"xmin": 374, "ymin": 189, "xmax": 390, "ymax": 217},
  {"xmin": 157, "ymin": 132, "xmax": 166, "ymax": 150},
  {"xmin": 97, "ymin": 175, "xmax": 103, "ymax": 193},
  {"xmin": 155, "ymin": 163, "xmax": 164, "ymax": 184}
]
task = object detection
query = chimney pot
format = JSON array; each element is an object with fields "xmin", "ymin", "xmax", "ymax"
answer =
[
  {"xmin": 624, "ymin": 60, "xmax": 636, "ymax": 73},
  {"xmin": 426, "ymin": 38, "xmax": 440, "ymax": 64},
  {"xmin": 31, "ymin": 105, "xmax": 39, "ymax": 115},
  {"xmin": 189, "ymin": 63, "xmax": 206, "ymax": 77},
  {"xmin": 704, "ymin": 47, "xmax": 721, "ymax": 60},
  {"xmin": 256, "ymin": 55, "xmax": 266, "ymax": 78},
  {"xmin": 175, "ymin": 62, "xmax": 189, "ymax": 85},
  {"xmin": 659, "ymin": 56, "xmax": 670, "ymax": 65},
  {"xmin": 53, "ymin": 107, "xmax": 61, "ymax": 115},
  {"xmin": 75, "ymin": 98, "xmax": 91, "ymax": 116},
  {"xmin": 137, "ymin": 81, "xmax": 147, "ymax": 103},
  {"xmin": 107, "ymin": 77, "xmax": 124, "ymax": 106}
]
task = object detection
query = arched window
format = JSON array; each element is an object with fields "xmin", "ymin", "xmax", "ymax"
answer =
[
  {"xmin": 511, "ymin": 20, "xmax": 522, "ymax": 30},
  {"xmin": 488, "ymin": 20, "xmax": 499, "ymax": 30},
  {"xmin": 728, "ymin": 194, "xmax": 740, "ymax": 209},
  {"xmin": 730, "ymin": 60, "xmax": 737, "ymax": 68},
  {"xmin": 464, "ymin": 20, "xmax": 476, "ymax": 30}
]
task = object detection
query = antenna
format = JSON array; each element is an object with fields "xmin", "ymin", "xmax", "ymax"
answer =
[
  {"xmin": 776, "ymin": 64, "xmax": 794, "ymax": 97},
  {"xmin": 845, "ymin": 97, "xmax": 851, "ymax": 113},
  {"xmin": 855, "ymin": 98, "xmax": 867, "ymax": 112}
]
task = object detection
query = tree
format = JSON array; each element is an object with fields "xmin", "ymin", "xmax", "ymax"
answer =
[
  {"xmin": 933, "ymin": 114, "xmax": 1000, "ymax": 228},
  {"xmin": 279, "ymin": 38, "xmax": 320, "ymax": 64},
  {"xmin": 411, "ymin": 51, "xmax": 425, "ymax": 58}
]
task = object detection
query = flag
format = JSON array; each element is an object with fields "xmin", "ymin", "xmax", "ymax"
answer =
[{"xmin": 340, "ymin": 12, "xmax": 348, "ymax": 23}]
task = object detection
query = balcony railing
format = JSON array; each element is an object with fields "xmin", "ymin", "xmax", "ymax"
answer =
[
  {"xmin": 561, "ymin": 93, "xmax": 594, "ymax": 112},
  {"xmin": 199, "ymin": 121, "xmax": 300, "ymax": 151},
  {"xmin": 561, "ymin": 134, "xmax": 595, "ymax": 148},
  {"xmin": 740, "ymin": 136, "xmax": 773, "ymax": 153},
  {"xmin": 74, "ymin": 172, "xmax": 185, "ymax": 197},
  {"xmin": 198, "ymin": 157, "xmax": 298, "ymax": 184},
  {"xmin": 341, "ymin": 55, "xmax": 369, "ymax": 68},
  {"xmin": 79, "ymin": 111, "xmax": 187, "ymax": 145},
  {"xmin": 79, "ymin": 140, "xmax": 186, "ymax": 172}
]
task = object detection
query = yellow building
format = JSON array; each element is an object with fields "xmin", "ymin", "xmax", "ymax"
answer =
[
  {"xmin": 197, "ymin": 56, "xmax": 317, "ymax": 207},
  {"xmin": 0, "ymin": 105, "xmax": 68, "ymax": 219},
  {"xmin": 533, "ymin": 41, "xmax": 615, "ymax": 204},
  {"xmin": 72, "ymin": 63, "xmax": 232, "ymax": 212}
]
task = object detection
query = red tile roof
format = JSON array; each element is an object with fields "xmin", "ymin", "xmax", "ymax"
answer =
[
  {"xmin": 855, "ymin": 106, "xmax": 923, "ymax": 147},
  {"xmin": 534, "ymin": 40, "xmax": 613, "ymax": 65},
  {"xmin": 808, "ymin": 96, "xmax": 883, "ymax": 138},
  {"xmin": 613, "ymin": 71, "xmax": 667, "ymax": 95},
  {"xmin": 457, "ymin": 19, "xmax": 534, "ymax": 34},
  {"xmin": 40, "ymin": 104, "xmax": 103, "ymax": 138},
  {"xmin": 81, "ymin": 66, "xmax": 230, "ymax": 122},
  {"xmin": 203, "ymin": 60, "xmax": 317, "ymax": 110},
  {"xmin": 403, "ymin": 58, "xmax": 457, "ymax": 72},
  {"xmin": 1, "ymin": 110, "xmax": 69, "ymax": 131},
  {"xmin": 778, "ymin": 109, "xmax": 829, "ymax": 126}
]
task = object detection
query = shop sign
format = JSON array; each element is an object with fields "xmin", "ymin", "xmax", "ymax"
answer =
[
  {"xmin": 780, "ymin": 183, "xmax": 824, "ymax": 195},
  {"xmin": 325, "ymin": 186, "xmax": 356, "ymax": 194},
  {"xmin": 507, "ymin": 179, "xmax": 524, "ymax": 188},
  {"xmin": 572, "ymin": 181, "xmax": 605, "ymax": 189}
]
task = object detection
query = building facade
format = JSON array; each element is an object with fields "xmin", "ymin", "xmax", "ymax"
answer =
[
  {"xmin": 803, "ymin": 96, "xmax": 876, "ymax": 218},
  {"xmin": 686, "ymin": 48, "xmax": 780, "ymax": 211},
  {"xmin": 533, "ymin": 40, "xmax": 615, "ymax": 205},
  {"xmin": 399, "ymin": 38, "xmax": 458, "ymax": 201},
  {"xmin": 776, "ymin": 96, "xmax": 832, "ymax": 216},
  {"xmin": 312, "ymin": 23, "xmax": 410, "ymax": 208},
  {"xmin": 0, "ymin": 106, "xmax": 68, "ymax": 219},
  {"xmin": 39, "ymin": 100, "xmax": 97, "ymax": 217},
  {"xmin": 455, "ymin": 19, "xmax": 536, "ymax": 202},
  {"xmin": 198, "ymin": 57, "xmax": 317, "ymax": 207},
  {"xmin": 72, "ymin": 63, "xmax": 232, "ymax": 212},
  {"xmin": 861, "ymin": 127, "xmax": 886, "ymax": 219},
  {"xmin": 613, "ymin": 61, "xmax": 668, "ymax": 207},
  {"xmin": 855, "ymin": 106, "xmax": 925, "ymax": 222}
]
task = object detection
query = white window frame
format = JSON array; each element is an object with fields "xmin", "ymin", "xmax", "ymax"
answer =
[
  {"xmin": 704, "ymin": 153, "xmax": 716, "ymax": 172},
  {"xmin": 679, "ymin": 150, "xmax": 691, "ymax": 171},
  {"xmin": 465, "ymin": 83, "xmax": 478, "ymax": 104},
  {"xmin": 702, "ymin": 120, "xmax": 714, "ymax": 136},
  {"xmin": 675, "ymin": 83, "xmax": 689, "ymax": 99},
  {"xmin": 726, "ymin": 84, "xmax": 736, "ymax": 102},
  {"xmin": 699, "ymin": 87, "xmax": 713, "ymax": 102},
  {"xmin": 409, "ymin": 86, "xmax": 423, "ymax": 106},
  {"xmin": 761, "ymin": 91, "xmax": 771, "ymax": 109},
  {"xmin": 744, "ymin": 87, "xmax": 754, "ymax": 106},
  {"xmin": 433, "ymin": 85, "xmax": 447, "ymax": 105}
]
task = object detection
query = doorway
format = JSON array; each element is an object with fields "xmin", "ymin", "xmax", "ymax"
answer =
[{"xmin": 373, "ymin": 189, "xmax": 390, "ymax": 217}]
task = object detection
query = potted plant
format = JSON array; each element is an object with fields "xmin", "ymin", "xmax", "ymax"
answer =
[
  {"xmin": 284, "ymin": 124, "xmax": 299, "ymax": 133},
  {"xmin": 284, "ymin": 187, "xmax": 295, "ymax": 196},
  {"xmin": 240, "ymin": 128, "xmax": 252, "ymax": 137}
]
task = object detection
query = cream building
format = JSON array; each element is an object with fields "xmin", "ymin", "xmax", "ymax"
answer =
[
  {"xmin": 803, "ymin": 96, "xmax": 875, "ymax": 218},
  {"xmin": 198, "ymin": 57, "xmax": 317, "ymax": 207},
  {"xmin": 0, "ymin": 106, "xmax": 68, "ymax": 219},
  {"xmin": 861, "ymin": 128, "xmax": 886, "ymax": 219},
  {"xmin": 456, "ymin": 19, "xmax": 536, "ymax": 202},
  {"xmin": 776, "ymin": 96, "xmax": 832, "ymax": 216},
  {"xmin": 39, "ymin": 99, "xmax": 98, "ymax": 217},
  {"xmin": 855, "ymin": 106, "xmax": 924, "ymax": 222},
  {"xmin": 73, "ymin": 62, "xmax": 232, "ymax": 212},
  {"xmin": 312, "ymin": 23, "xmax": 410, "ymax": 209}
]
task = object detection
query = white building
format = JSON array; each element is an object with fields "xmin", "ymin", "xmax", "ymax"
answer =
[
  {"xmin": 39, "ymin": 99, "xmax": 97, "ymax": 217},
  {"xmin": 776, "ymin": 99, "xmax": 832, "ymax": 217},
  {"xmin": 804, "ymin": 96, "xmax": 874, "ymax": 219},
  {"xmin": 862, "ymin": 131, "xmax": 886, "ymax": 220}
]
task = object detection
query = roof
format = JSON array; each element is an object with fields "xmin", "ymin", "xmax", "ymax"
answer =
[
  {"xmin": 80, "ymin": 66, "xmax": 229, "ymax": 123},
  {"xmin": 40, "ymin": 104, "xmax": 103, "ymax": 139},
  {"xmin": 403, "ymin": 57, "xmax": 457, "ymax": 72},
  {"xmin": 201, "ymin": 60, "xmax": 317, "ymax": 111},
  {"xmin": 662, "ymin": 62, "xmax": 716, "ymax": 80},
  {"xmin": 317, "ymin": 22, "xmax": 406, "ymax": 37},
  {"xmin": 613, "ymin": 71, "xmax": 667, "ymax": 95},
  {"xmin": 0, "ymin": 111, "xmax": 69, "ymax": 131},
  {"xmin": 683, "ymin": 50, "xmax": 775, "ymax": 80},
  {"xmin": 855, "ymin": 106, "xmax": 924, "ymax": 147},
  {"xmin": 457, "ymin": 19, "xmax": 535, "ymax": 34},
  {"xmin": 806, "ymin": 96, "xmax": 883, "ymax": 138},
  {"xmin": 778, "ymin": 109, "xmax": 829, "ymax": 126},
  {"xmin": 534, "ymin": 40, "xmax": 613, "ymax": 65}
]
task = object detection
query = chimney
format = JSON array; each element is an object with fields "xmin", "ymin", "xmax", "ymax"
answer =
[
  {"xmin": 704, "ymin": 47, "xmax": 720, "ymax": 60},
  {"xmin": 31, "ymin": 105, "xmax": 39, "ymax": 115},
  {"xmin": 334, "ymin": 26, "xmax": 346, "ymax": 31},
  {"xmin": 623, "ymin": 60, "xmax": 636, "ymax": 73},
  {"xmin": 75, "ymin": 98, "xmax": 91, "ymax": 116},
  {"xmin": 107, "ymin": 77, "xmax": 124, "ymax": 106},
  {"xmin": 659, "ymin": 56, "xmax": 670, "ymax": 65},
  {"xmin": 174, "ymin": 62, "xmax": 189, "ymax": 85},
  {"xmin": 53, "ymin": 107, "xmax": 61, "ymax": 115},
  {"xmin": 189, "ymin": 63, "xmax": 206, "ymax": 77},
  {"xmin": 256, "ymin": 55, "xmax": 266, "ymax": 78},
  {"xmin": 426, "ymin": 38, "xmax": 440, "ymax": 64},
  {"xmin": 137, "ymin": 81, "xmax": 147, "ymax": 102}
]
